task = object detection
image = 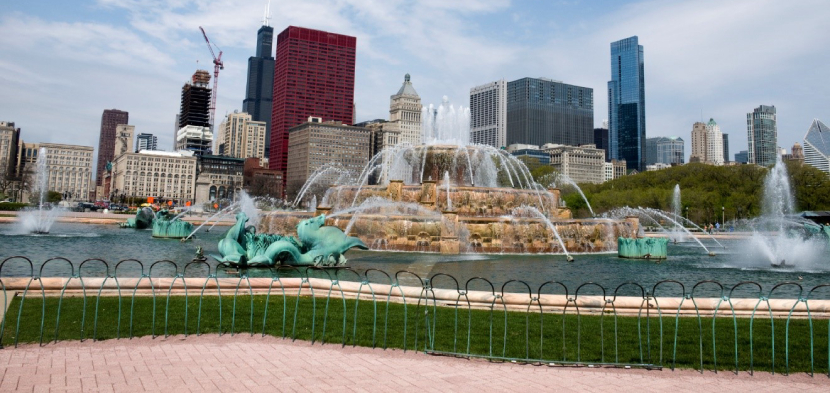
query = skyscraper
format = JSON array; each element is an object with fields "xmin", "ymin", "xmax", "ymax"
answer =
[
  {"xmin": 705, "ymin": 118, "xmax": 724, "ymax": 165},
  {"xmin": 747, "ymin": 105, "xmax": 777, "ymax": 167},
  {"xmin": 136, "ymin": 133, "xmax": 158, "ymax": 152},
  {"xmin": 608, "ymin": 36, "xmax": 646, "ymax": 172},
  {"xmin": 803, "ymin": 119, "xmax": 830, "ymax": 174},
  {"xmin": 96, "ymin": 109, "xmax": 129, "ymax": 187},
  {"xmin": 690, "ymin": 121, "xmax": 707, "ymax": 162},
  {"xmin": 216, "ymin": 111, "xmax": 266, "ymax": 159},
  {"xmin": 593, "ymin": 127, "xmax": 609, "ymax": 162},
  {"xmin": 388, "ymin": 74, "xmax": 422, "ymax": 145},
  {"xmin": 176, "ymin": 70, "xmax": 213, "ymax": 156},
  {"xmin": 470, "ymin": 79, "xmax": 507, "ymax": 148},
  {"xmin": 645, "ymin": 137, "xmax": 658, "ymax": 165},
  {"xmin": 243, "ymin": 13, "xmax": 275, "ymax": 158},
  {"xmin": 178, "ymin": 70, "xmax": 212, "ymax": 129},
  {"xmin": 722, "ymin": 133, "xmax": 729, "ymax": 163},
  {"xmin": 270, "ymin": 26, "xmax": 357, "ymax": 179},
  {"xmin": 506, "ymin": 77, "xmax": 593, "ymax": 147}
]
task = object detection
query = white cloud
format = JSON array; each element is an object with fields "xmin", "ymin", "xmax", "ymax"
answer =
[{"xmin": 2, "ymin": 0, "xmax": 828, "ymax": 170}]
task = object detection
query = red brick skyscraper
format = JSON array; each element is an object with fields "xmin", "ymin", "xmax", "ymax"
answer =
[
  {"xmin": 270, "ymin": 26, "xmax": 356, "ymax": 178},
  {"xmin": 96, "ymin": 109, "xmax": 129, "ymax": 187}
]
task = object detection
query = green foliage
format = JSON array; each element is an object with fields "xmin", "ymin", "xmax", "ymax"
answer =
[
  {"xmin": 573, "ymin": 163, "xmax": 830, "ymax": 223},
  {"xmin": 786, "ymin": 160, "xmax": 830, "ymax": 211},
  {"xmin": 0, "ymin": 202, "xmax": 28, "ymax": 211},
  {"xmin": 46, "ymin": 191, "xmax": 62, "ymax": 203},
  {"xmin": 530, "ymin": 165, "xmax": 557, "ymax": 188}
]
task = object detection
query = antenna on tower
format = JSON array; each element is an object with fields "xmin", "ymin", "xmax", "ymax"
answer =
[{"xmin": 262, "ymin": 0, "xmax": 272, "ymax": 26}]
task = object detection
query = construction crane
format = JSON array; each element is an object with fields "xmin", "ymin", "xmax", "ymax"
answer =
[{"xmin": 199, "ymin": 26, "xmax": 223, "ymax": 131}]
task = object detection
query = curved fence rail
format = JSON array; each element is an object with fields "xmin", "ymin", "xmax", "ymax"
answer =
[{"xmin": 1, "ymin": 256, "xmax": 829, "ymax": 377}]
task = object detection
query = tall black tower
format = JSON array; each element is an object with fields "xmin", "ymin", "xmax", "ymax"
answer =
[{"xmin": 243, "ymin": 20, "xmax": 275, "ymax": 158}]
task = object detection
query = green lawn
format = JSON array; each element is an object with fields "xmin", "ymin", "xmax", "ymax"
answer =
[{"xmin": 2, "ymin": 293, "xmax": 828, "ymax": 375}]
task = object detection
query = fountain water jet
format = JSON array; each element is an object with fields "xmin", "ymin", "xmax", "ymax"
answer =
[{"xmin": 16, "ymin": 147, "xmax": 62, "ymax": 234}]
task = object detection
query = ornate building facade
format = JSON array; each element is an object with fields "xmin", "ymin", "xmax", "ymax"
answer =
[
  {"xmin": 110, "ymin": 150, "xmax": 197, "ymax": 203},
  {"xmin": 387, "ymin": 74, "xmax": 422, "ymax": 146}
]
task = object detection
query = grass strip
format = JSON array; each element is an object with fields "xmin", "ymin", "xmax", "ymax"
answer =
[{"xmin": 1, "ymin": 293, "xmax": 828, "ymax": 374}]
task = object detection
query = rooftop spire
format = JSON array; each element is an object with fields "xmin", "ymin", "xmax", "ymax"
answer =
[{"xmin": 262, "ymin": 0, "xmax": 271, "ymax": 26}]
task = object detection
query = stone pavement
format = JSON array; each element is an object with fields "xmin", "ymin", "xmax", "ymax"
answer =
[{"xmin": 0, "ymin": 335, "xmax": 827, "ymax": 392}]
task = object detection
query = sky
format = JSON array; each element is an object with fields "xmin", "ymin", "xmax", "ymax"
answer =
[{"xmin": 1, "ymin": 0, "xmax": 829, "ymax": 166}]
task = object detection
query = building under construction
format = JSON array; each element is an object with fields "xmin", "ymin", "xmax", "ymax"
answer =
[
  {"xmin": 179, "ymin": 70, "xmax": 212, "ymax": 129},
  {"xmin": 176, "ymin": 70, "xmax": 213, "ymax": 155}
]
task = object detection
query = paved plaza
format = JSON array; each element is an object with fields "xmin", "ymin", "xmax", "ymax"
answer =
[{"xmin": 0, "ymin": 335, "xmax": 827, "ymax": 392}]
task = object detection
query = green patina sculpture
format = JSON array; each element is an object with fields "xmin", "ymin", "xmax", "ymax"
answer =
[
  {"xmin": 120, "ymin": 207, "xmax": 155, "ymax": 229},
  {"xmin": 618, "ymin": 237, "xmax": 668, "ymax": 260},
  {"xmin": 211, "ymin": 212, "xmax": 368, "ymax": 267},
  {"xmin": 151, "ymin": 209, "xmax": 194, "ymax": 239}
]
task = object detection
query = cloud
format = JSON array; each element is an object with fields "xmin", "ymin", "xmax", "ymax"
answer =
[{"xmin": 2, "ymin": 0, "xmax": 828, "ymax": 171}]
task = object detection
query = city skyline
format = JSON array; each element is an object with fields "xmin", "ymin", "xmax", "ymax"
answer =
[{"xmin": 1, "ymin": 0, "xmax": 828, "ymax": 165}]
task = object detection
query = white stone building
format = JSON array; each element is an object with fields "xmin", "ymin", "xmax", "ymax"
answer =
[
  {"xmin": 110, "ymin": 150, "xmax": 197, "ymax": 202},
  {"xmin": 705, "ymin": 118, "xmax": 724, "ymax": 165},
  {"xmin": 544, "ymin": 144, "xmax": 606, "ymax": 184},
  {"xmin": 37, "ymin": 143, "xmax": 94, "ymax": 201}
]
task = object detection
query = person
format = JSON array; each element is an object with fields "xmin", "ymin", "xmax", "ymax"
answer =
[{"xmin": 715, "ymin": 222, "xmax": 720, "ymax": 232}]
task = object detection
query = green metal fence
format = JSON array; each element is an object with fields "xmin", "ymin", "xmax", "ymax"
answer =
[{"xmin": 1, "ymin": 256, "xmax": 828, "ymax": 377}]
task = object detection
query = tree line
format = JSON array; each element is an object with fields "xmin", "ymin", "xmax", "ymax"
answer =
[{"xmin": 533, "ymin": 162, "xmax": 830, "ymax": 223}]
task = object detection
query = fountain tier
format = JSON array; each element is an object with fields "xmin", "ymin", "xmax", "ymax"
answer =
[{"xmin": 263, "ymin": 176, "xmax": 636, "ymax": 254}]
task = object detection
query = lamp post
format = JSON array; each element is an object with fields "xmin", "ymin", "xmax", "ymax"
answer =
[
  {"xmin": 685, "ymin": 206, "xmax": 689, "ymax": 221},
  {"xmin": 722, "ymin": 206, "xmax": 725, "ymax": 228}
]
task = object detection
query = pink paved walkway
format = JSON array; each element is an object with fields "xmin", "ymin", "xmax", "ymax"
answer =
[{"xmin": 0, "ymin": 335, "xmax": 827, "ymax": 392}]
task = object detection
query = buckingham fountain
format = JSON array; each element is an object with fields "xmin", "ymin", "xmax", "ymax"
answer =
[{"xmin": 248, "ymin": 97, "xmax": 637, "ymax": 264}]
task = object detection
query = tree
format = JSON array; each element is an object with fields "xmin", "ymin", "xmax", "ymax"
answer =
[
  {"xmin": 530, "ymin": 166, "xmax": 557, "ymax": 186},
  {"xmin": 47, "ymin": 191, "xmax": 62, "ymax": 203},
  {"xmin": 246, "ymin": 176, "xmax": 282, "ymax": 199},
  {"xmin": 787, "ymin": 161, "xmax": 830, "ymax": 211}
]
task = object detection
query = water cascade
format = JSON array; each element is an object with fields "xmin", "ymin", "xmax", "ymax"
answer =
[
  {"xmin": 512, "ymin": 205, "xmax": 573, "ymax": 261},
  {"xmin": 444, "ymin": 171, "xmax": 452, "ymax": 210}
]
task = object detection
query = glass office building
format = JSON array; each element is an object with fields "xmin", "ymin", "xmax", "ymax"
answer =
[
  {"xmin": 803, "ymin": 119, "xmax": 830, "ymax": 174},
  {"xmin": 646, "ymin": 136, "xmax": 684, "ymax": 165},
  {"xmin": 608, "ymin": 36, "xmax": 646, "ymax": 172},
  {"xmin": 506, "ymin": 77, "xmax": 594, "ymax": 147},
  {"xmin": 746, "ymin": 105, "xmax": 777, "ymax": 167}
]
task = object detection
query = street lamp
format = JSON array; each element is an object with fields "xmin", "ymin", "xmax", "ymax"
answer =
[
  {"xmin": 685, "ymin": 206, "xmax": 689, "ymax": 221},
  {"xmin": 722, "ymin": 206, "xmax": 725, "ymax": 228}
]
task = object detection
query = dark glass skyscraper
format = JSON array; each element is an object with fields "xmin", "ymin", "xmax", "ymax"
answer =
[
  {"xmin": 722, "ymin": 133, "xmax": 729, "ymax": 163},
  {"xmin": 270, "ymin": 26, "xmax": 356, "ymax": 177},
  {"xmin": 608, "ymin": 36, "xmax": 646, "ymax": 172},
  {"xmin": 594, "ymin": 127, "xmax": 609, "ymax": 161},
  {"xmin": 96, "ymin": 109, "xmax": 129, "ymax": 187},
  {"xmin": 505, "ymin": 77, "xmax": 593, "ymax": 147},
  {"xmin": 243, "ymin": 24, "xmax": 275, "ymax": 158}
]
